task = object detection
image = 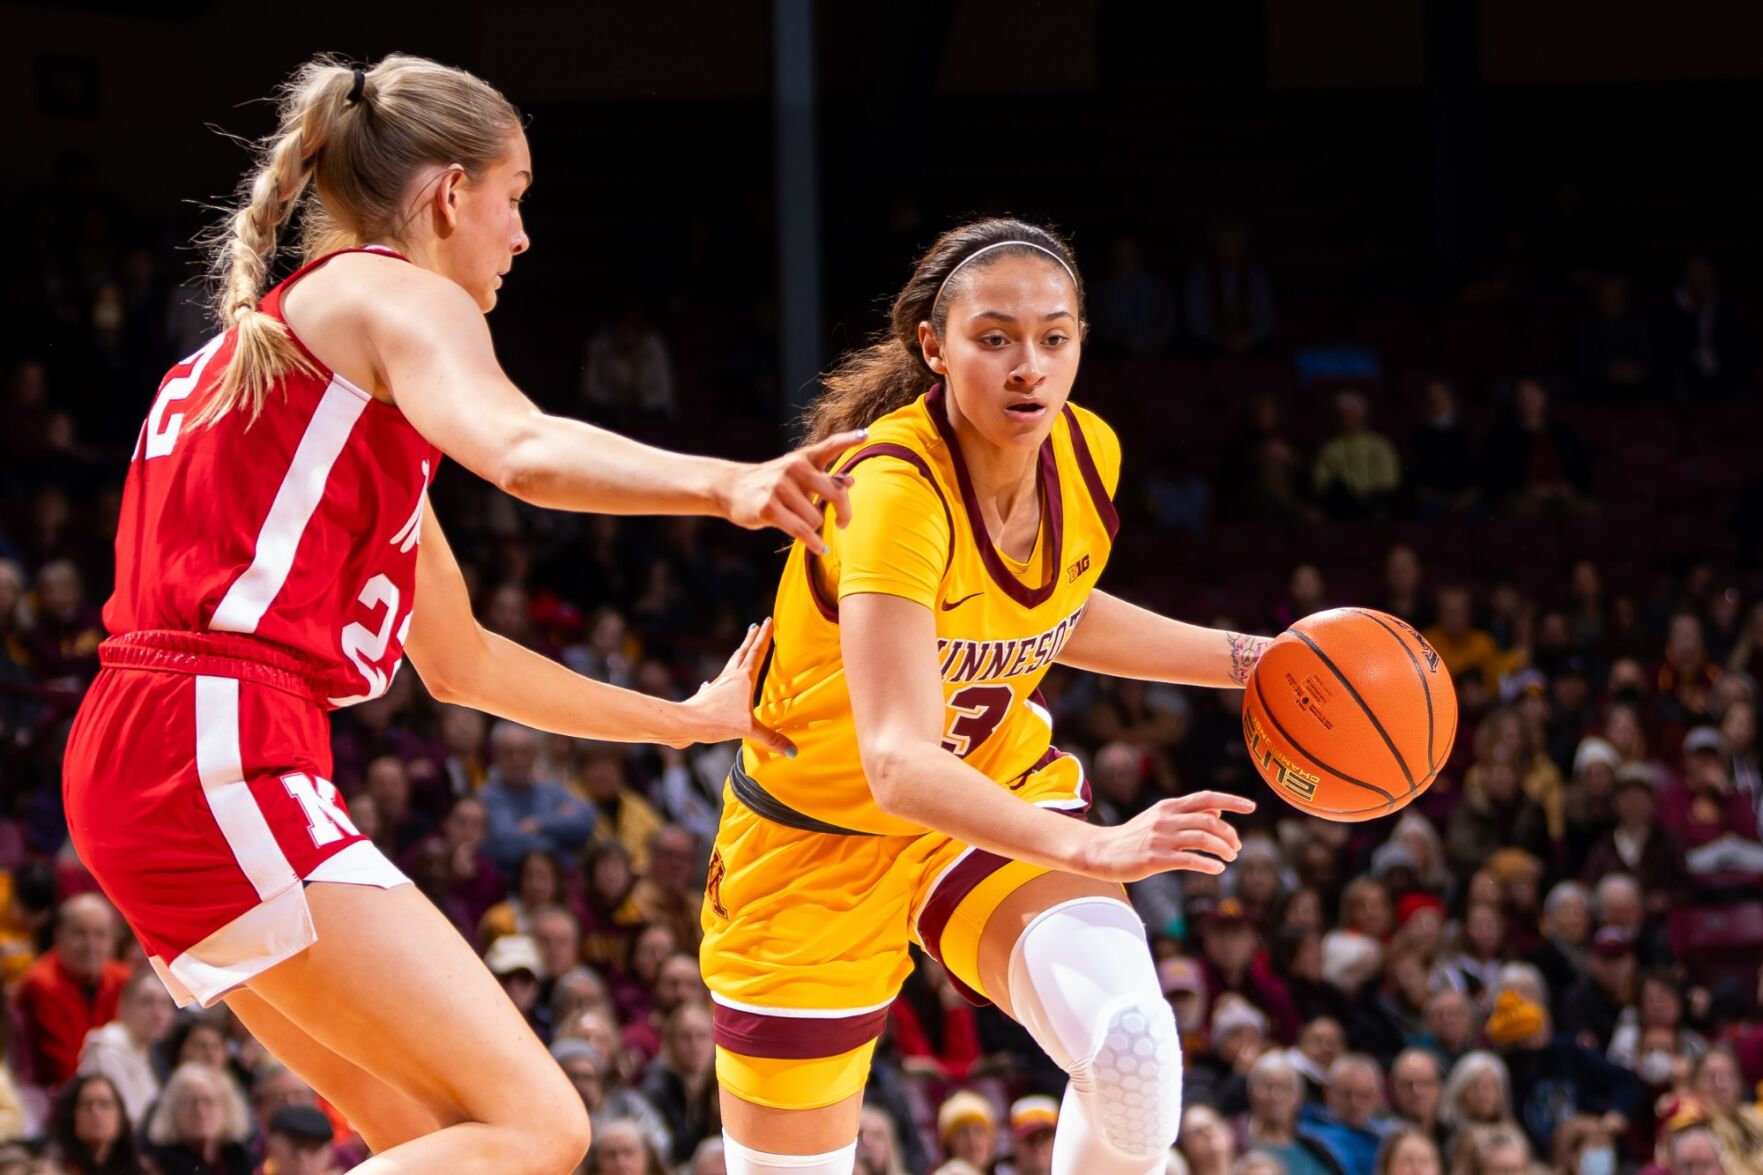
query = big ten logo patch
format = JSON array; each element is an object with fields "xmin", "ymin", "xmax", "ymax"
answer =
[
  {"xmin": 705, "ymin": 848, "xmax": 728, "ymax": 919},
  {"xmin": 1285, "ymin": 671, "xmax": 1336, "ymax": 731},
  {"xmin": 1241, "ymin": 708, "xmax": 1321, "ymax": 802},
  {"xmin": 1066, "ymin": 553, "xmax": 1091, "ymax": 584}
]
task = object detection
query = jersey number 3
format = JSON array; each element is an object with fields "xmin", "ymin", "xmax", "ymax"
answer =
[{"xmin": 941, "ymin": 684, "xmax": 1014, "ymax": 758}]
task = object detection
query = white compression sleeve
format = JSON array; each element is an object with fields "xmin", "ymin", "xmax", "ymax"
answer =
[
  {"xmin": 721, "ymin": 1134, "xmax": 858, "ymax": 1174},
  {"xmin": 1005, "ymin": 896, "xmax": 1182, "ymax": 1175}
]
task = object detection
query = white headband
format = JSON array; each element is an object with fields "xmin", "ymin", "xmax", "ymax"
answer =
[{"xmin": 931, "ymin": 240, "xmax": 1078, "ymax": 312}]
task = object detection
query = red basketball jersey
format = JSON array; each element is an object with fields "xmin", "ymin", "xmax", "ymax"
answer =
[{"xmin": 105, "ymin": 247, "xmax": 441, "ymax": 708}]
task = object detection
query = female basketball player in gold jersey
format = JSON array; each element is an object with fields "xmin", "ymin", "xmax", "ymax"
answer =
[{"xmin": 702, "ymin": 219, "xmax": 1270, "ymax": 1175}]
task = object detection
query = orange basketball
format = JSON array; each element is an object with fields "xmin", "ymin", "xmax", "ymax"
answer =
[{"xmin": 1241, "ymin": 608, "xmax": 1458, "ymax": 822}]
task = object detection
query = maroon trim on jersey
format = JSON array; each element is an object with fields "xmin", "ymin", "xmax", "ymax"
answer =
[
  {"xmin": 1061, "ymin": 406, "xmax": 1120, "ymax": 540},
  {"xmin": 802, "ymin": 442, "xmax": 956, "ymax": 623},
  {"xmin": 712, "ymin": 1001, "xmax": 889, "ymax": 1060},
  {"xmin": 922, "ymin": 385, "xmax": 1064, "ymax": 608},
  {"xmin": 916, "ymin": 748, "xmax": 1089, "ymax": 1008}
]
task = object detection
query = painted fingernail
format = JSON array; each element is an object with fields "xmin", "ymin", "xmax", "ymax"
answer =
[
  {"xmin": 858, "ymin": 428, "xmax": 869, "ymax": 440},
  {"xmin": 748, "ymin": 622, "xmax": 757, "ymax": 632},
  {"xmin": 784, "ymin": 745, "xmax": 798, "ymax": 759},
  {"xmin": 837, "ymin": 474, "xmax": 855, "ymax": 486},
  {"xmin": 817, "ymin": 541, "xmax": 830, "ymax": 555}
]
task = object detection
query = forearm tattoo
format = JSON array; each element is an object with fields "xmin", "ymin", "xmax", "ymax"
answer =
[{"xmin": 1226, "ymin": 632, "xmax": 1272, "ymax": 686}]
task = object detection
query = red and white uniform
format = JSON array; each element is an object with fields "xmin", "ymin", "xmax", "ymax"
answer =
[{"xmin": 64, "ymin": 247, "xmax": 435, "ymax": 1006}]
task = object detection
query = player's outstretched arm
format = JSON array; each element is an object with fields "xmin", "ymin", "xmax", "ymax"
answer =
[
  {"xmin": 1056, "ymin": 589, "xmax": 1274, "ymax": 689},
  {"xmin": 361, "ymin": 262, "xmax": 859, "ymax": 550},
  {"xmin": 403, "ymin": 503, "xmax": 792, "ymax": 753},
  {"xmin": 843, "ymin": 592, "xmax": 1253, "ymax": 883}
]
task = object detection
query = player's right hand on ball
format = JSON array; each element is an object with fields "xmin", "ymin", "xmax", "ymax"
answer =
[
  {"xmin": 1075, "ymin": 791, "xmax": 1256, "ymax": 882},
  {"xmin": 674, "ymin": 618, "xmax": 796, "ymax": 757}
]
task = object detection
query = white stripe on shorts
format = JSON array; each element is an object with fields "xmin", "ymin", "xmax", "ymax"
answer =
[{"xmin": 193, "ymin": 675, "xmax": 298, "ymax": 899}]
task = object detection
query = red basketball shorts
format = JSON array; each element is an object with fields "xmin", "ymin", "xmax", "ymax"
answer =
[{"xmin": 63, "ymin": 631, "xmax": 409, "ymax": 1007}]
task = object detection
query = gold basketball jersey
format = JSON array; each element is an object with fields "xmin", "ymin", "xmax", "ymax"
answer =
[{"xmin": 740, "ymin": 385, "xmax": 1121, "ymax": 836}]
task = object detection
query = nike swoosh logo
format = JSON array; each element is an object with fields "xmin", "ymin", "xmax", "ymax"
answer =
[{"xmin": 941, "ymin": 591, "xmax": 984, "ymax": 612}]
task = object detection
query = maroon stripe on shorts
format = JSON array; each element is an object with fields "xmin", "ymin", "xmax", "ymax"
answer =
[
  {"xmin": 712, "ymin": 1001, "xmax": 890, "ymax": 1060},
  {"xmin": 917, "ymin": 749, "xmax": 1092, "ymax": 978}
]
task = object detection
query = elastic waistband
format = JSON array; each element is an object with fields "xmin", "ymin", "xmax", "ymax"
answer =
[
  {"xmin": 99, "ymin": 631, "xmax": 333, "ymax": 704},
  {"xmin": 728, "ymin": 758, "xmax": 876, "ymax": 837}
]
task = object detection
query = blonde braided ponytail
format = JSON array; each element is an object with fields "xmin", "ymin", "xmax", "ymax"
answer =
[{"xmin": 194, "ymin": 60, "xmax": 359, "ymax": 427}]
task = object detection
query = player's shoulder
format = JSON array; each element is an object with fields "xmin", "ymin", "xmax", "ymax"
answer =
[{"xmin": 1062, "ymin": 400, "xmax": 1122, "ymax": 492}]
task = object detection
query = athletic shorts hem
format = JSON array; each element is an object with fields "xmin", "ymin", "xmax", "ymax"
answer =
[{"xmin": 150, "ymin": 841, "xmax": 410, "ymax": 1008}]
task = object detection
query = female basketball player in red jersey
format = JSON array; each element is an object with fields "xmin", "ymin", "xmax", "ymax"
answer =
[
  {"xmin": 702, "ymin": 220, "xmax": 1271, "ymax": 1175},
  {"xmin": 61, "ymin": 55, "xmax": 862, "ymax": 1175}
]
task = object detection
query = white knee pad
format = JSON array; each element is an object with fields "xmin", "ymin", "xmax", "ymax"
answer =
[{"xmin": 1006, "ymin": 897, "xmax": 1182, "ymax": 1160}]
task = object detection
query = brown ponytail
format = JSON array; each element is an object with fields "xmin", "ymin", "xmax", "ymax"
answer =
[
  {"xmin": 195, "ymin": 53, "xmax": 520, "ymax": 427},
  {"xmin": 802, "ymin": 218, "xmax": 1084, "ymax": 444}
]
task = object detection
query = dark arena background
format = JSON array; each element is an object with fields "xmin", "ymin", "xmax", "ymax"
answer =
[{"xmin": 4, "ymin": 3, "xmax": 1763, "ymax": 1173}]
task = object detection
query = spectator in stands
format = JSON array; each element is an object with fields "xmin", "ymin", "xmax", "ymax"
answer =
[
  {"xmin": 1240, "ymin": 1051, "xmax": 1344, "ymax": 1175},
  {"xmin": 580, "ymin": 748, "xmax": 663, "ymax": 874},
  {"xmin": 1666, "ymin": 254, "xmax": 1750, "ymax": 398},
  {"xmin": 1294, "ymin": 1016, "xmax": 1350, "ymax": 1099},
  {"xmin": 629, "ymin": 825, "xmax": 701, "ymax": 951},
  {"xmin": 531, "ymin": 903, "xmax": 586, "ymax": 1001},
  {"xmin": 1438, "ymin": 1052, "xmax": 1515, "ymax": 1155},
  {"xmin": 1273, "ymin": 564, "xmax": 1331, "ymax": 633},
  {"xmin": 437, "ymin": 704, "xmax": 489, "ymax": 797},
  {"xmin": 16, "ymin": 893, "xmax": 130, "ymax": 1086},
  {"xmin": 1608, "ymin": 970, "xmax": 1708, "ymax": 1078},
  {"xmin": 1453, "ymin": 1125, "xmax": 1530, "ymax": 1175},
  {"xmin": 1408, "ymin": 382, "xmax": 1479, "ymax": 521},
  {"xmin": 1190, "ymin": 995, "xmax": 1268, "ymax": 1115},
  {"xmin": 1663, "ymin": 727, "xmax": 1763, "ymax": 877},
  {"xmin": 1526, "ymin": 883, "xmax": 1591, "ymax": 1013},
  {"xmin": 1425, "ymin": 588, "xmax": 1501, "ymax": 697},
  {"xmin": 46, "ymin": 1073, "xmax": 147, "ymax": 1175},
  {"xmin": 25, "ymin": 559, "xmax": 102, "ymax": 693},
  {"xmin": 1661, "ymin": 1125, "xmax": 1724, "ymax": 1175},
  {"xmin": 76, "ymin": 967, "xmax": 172, "ymax": 1125},
  {"xmin": 583, "ymin": 1116, "xmax": 669, "ymax": 1175},
  {"xmin": 563, "ymin": 607, "xmax": 635, "ymax": 690},
  {"xmin": 1419, "ymin": 991, "xmax": 1475, "ymax": 1069},
  {"xmin": 551, "ymin": 1039, "xmax": 671, "ymax": 1161},
  {"xmin": 480, "ymin": 722, "xmax": 595, "ymax": 873},
  {"xmin": 1483, "ymin": 989, "xmax": 1642, "ymax": 1154},
  {"xmin": 1180, "ymin": 1103, "xmax": 1239, "ymax": 1175},
  {"xmin": 1186, "ymin": 220, "xmax": 1276, "ymax": 355},
  {"xmin": 1575, "ymin": 276, "xmax": 1656, "ymax": 400},
  {"xmin": 478, "ymin": 848, "xmax": 568, "ymax": 949},
  {"xmin": 1301, "ymin": 1053, "xmax": 1396, "ymax": 1175},
  {"xmin": 1380, "ymin": 547, "xmax": 1433, "ymax": 631},
  {"xmin": 1558, "ymin": 928, "xmax": 1636, "ymax": 1051},
  {"xmin": 1314, "ymin": 391, "xmax": 1401, "ymax": 522},
  {"xmin": 143, "ymin": 1062, "xmax": 252, "ymax": 1175},
  {"xmin": 1092, "ymin": 235, "xmax": 1177, "ymax": 357},
  {"xmin": 1374, "ymin": 1128, "xmax": 1441, "ymax": 1175},
  {"xmin": 1197, "ymin": 899, "xmax": 1302, "ymax": 1044},
  {"xmin": 580, "ymin": 840, "xmax": 645, "ymax": 978},
  {"xmin": 484, "ymin": 930, "xmax": 542, "ymax": 1022},
  {"xmin": 1446, "ymin": 757, "xmax": 1551, "ymax": 880},
  {"xmin": 857, "ymin": 1103, "xmax": 911, "ymax": 1175},
  {"xmin": 582, "ymin": 298, "xmax": 677, "ymax": 424},
  {"xmin": 935, "ymin": 1090, "xmax": 998, "ymax": 1173},
  {"xmin": 1387, "ymin": 1050, "xmax": 1445, "ymax": 1147},
  {"xmin": 1092, "ymin": 741, "xmax": 1152, "ymax": 827},
  {"xmin": 360, "ymin": 754, "xmax": 429, "ymax": 857},
  {"xmin": 1478, "ymin": 379, "xmax": 1593, "ymax": 519},
  {"xmin": 254, "ymin": 1103, "xmax": 342, "ymax": 1175},
  {"xmin": 1000, "ymin": 1096, "xmax": 1057, "ymax": 1175},
  {"xmin": 1657, "ymin": 615, "xmax": 1721, "ymax": 725},
  {"xmin": 402, "ymin": 795, "xmax": 501, "ymax": 935},
  {"xmin": 1233, "ymin": 394, "xmax": 1317, "ymax": 524},
  {"xmin": 1562, "ymin": 741, "xmax": 1620, "ymax": 871}
]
